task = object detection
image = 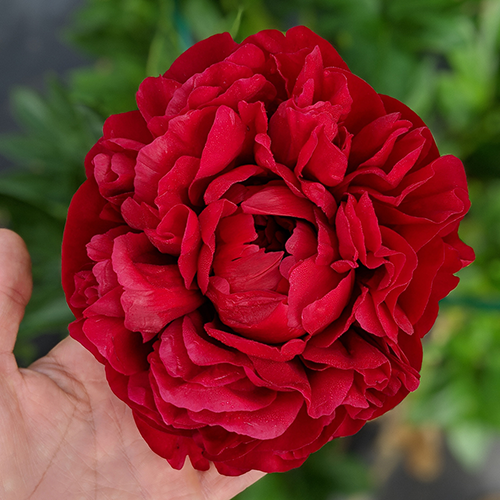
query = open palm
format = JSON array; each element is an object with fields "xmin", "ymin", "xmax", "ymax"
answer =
[{"xmin": 0, "ymin": 229, "xmax": 264, "ymax": 500}]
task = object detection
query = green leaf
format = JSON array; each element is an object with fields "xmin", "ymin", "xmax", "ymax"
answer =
[
  {"xmin": 229, "ymin": 6, "xmax": 244, "ymax": 40},
  {"xmin": 20, "ymin": 296, "xmax": 73, "ymax": 337},
  {"xmin": 0, "ymin": 173, "xmax": 71, "ymax": 220},
  {"xmin": 447, "ymin": 424, "xmax": 495, "ymax": 470},
  {"xmin": 146, "ymin": 0, "xmax": 184, "ymax": 77}
]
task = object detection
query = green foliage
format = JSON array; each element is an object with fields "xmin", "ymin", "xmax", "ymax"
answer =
[
  {"xmin": 180, "ymin": 0, "xmax": 275, "ymax": 42},
  {"xmin": 407, "ymin": 305, "xmax": 500, "ymax": 468},
  {"xmin": 0, "ymin": 78, "xmax": 102, "ymax": 365},
  {"xmin": 407, "ymin": 179, "xmax": 500, "ymax": 468},
  {"xmin": 235, "ymin": 440, "xmax": 371, "ymax": 500},
  {"xmin": 65, "ymin": 0, "xmax": 275, "ymax": 118},
  {"xmin": 67, "ymin": 0, "xmax": 184, "ymax": 116}
]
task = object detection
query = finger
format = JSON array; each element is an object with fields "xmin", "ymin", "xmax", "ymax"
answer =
[
  {"xmin": 0, "ymin": 229, "xmax": 32, "ymax": 369},
  {"xmin": 200, "ymin": 466, "xmax": 265, "ymax": 500}
]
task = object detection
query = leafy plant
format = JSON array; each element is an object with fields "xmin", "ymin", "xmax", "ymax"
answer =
[
  {"xmin": 406, "ymin": 178, "xmax": 500, "ymax": 468},
  {"xmin": 0, "ymin": 78, "xmax": 102, "ymax": 364},
  {"xmin": 235, "ymin": 440, "xmax": 371, "ymax": 500}
]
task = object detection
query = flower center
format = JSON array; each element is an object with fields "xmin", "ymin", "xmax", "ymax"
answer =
[{"xmin": 253, "ymin": 215, "xmax": 294, "ymax": 254}]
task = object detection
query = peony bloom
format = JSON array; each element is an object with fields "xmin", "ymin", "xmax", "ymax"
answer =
[{"xmin": 62, "ymin": 26, "xmax": 474, "ymax": 475}]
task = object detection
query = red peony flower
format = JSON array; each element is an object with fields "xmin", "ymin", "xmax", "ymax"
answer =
[{"xmin": 62, "ymin": 26, "xmax": 474, "ymax": 476}]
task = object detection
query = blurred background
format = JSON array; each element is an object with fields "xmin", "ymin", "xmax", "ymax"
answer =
[{"xmin": 1, "ymin": 0, "xmax": 500, "ymax": 498}]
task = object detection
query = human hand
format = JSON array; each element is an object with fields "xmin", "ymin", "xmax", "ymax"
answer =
[{"xmin": 0, "ymin": 229, "xmax": 264, "ymax": 500}]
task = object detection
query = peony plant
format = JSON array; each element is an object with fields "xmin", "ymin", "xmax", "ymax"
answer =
[{"xmin": 62, "ymin": 26, "xmax": 474, "ymax": 475}]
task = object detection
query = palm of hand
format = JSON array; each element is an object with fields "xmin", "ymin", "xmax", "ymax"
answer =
[{"xmin": 0, "ymin": 230, "xmax": 263, "ymax": 500}]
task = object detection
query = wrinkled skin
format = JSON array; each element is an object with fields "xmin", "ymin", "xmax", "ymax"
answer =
[
  {"xmin": 0, "ymin": 229, "xmax": 263, "ymax": 499},
  {"xmin": 62, "ymin": 27, "xmax": 474, "ymax": 475}
]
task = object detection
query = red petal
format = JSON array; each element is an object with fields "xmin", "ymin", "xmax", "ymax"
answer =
[
  {"xmin": 188, "ymin": 106, "xmax": 247, "ymax": 203},
  {"xmin": 288, "ymin": 257, "xmax": 349, "ymax": 332},
  {"xmin": 197, "ymin": 199, "xmax": 237, "ymax": 293},
  {"xmin": 307, "ymin": 367, "xmax": 353, "ymax": 418},
  {"xmin": 147, "ymin": 204, "xmax": 201, "ymax": 289},
  {"xmin": 155, "ymin": 156, "xmax": 200, "ymax": 216},
  {"xmin": 83, "ymin": 316, "xmax": 149, "ymax": 375},
  {"xmin": 113, "ymin": 232, "xmax": 204, "ymax": 337},
  {"xmin": 302, "ymin": 270, "xmax": 355, "ymax": 334},
  {"xmin": 62, "ymin": 179, "xmax": 117, "ymax": 311},
  {"xmin": 190, "ymin": 392, "xmax": 303, "ymax": 440},
  {"xmin": 134, "ymin": 415, "xmax": 209, "ymax": 471},
  {"xmin": 205, "ymin": 322, "xmax": 307, "ymax": 362},
  {"xmin": 136, "ymin": 76, "xmax": 181, "ymax": 122},
  {"xmin": 241, "ymin": 184, "xmax": 315, "ymax": 222},
  {"xmin": 150, "ymin": 359, "xmax": 276, "ymax": 414},
  {"xmin": 102, "ymin": 110, "xmax": 152, "ymax": 144},
  {"xmin": 164, "ymin": 32, "xmax": 238, "ymax": 83}
]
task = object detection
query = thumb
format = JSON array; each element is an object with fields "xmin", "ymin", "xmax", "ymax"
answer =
[{"xmin": 0, "ymin": 229, "xmax": 32, "ymax": 368}]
